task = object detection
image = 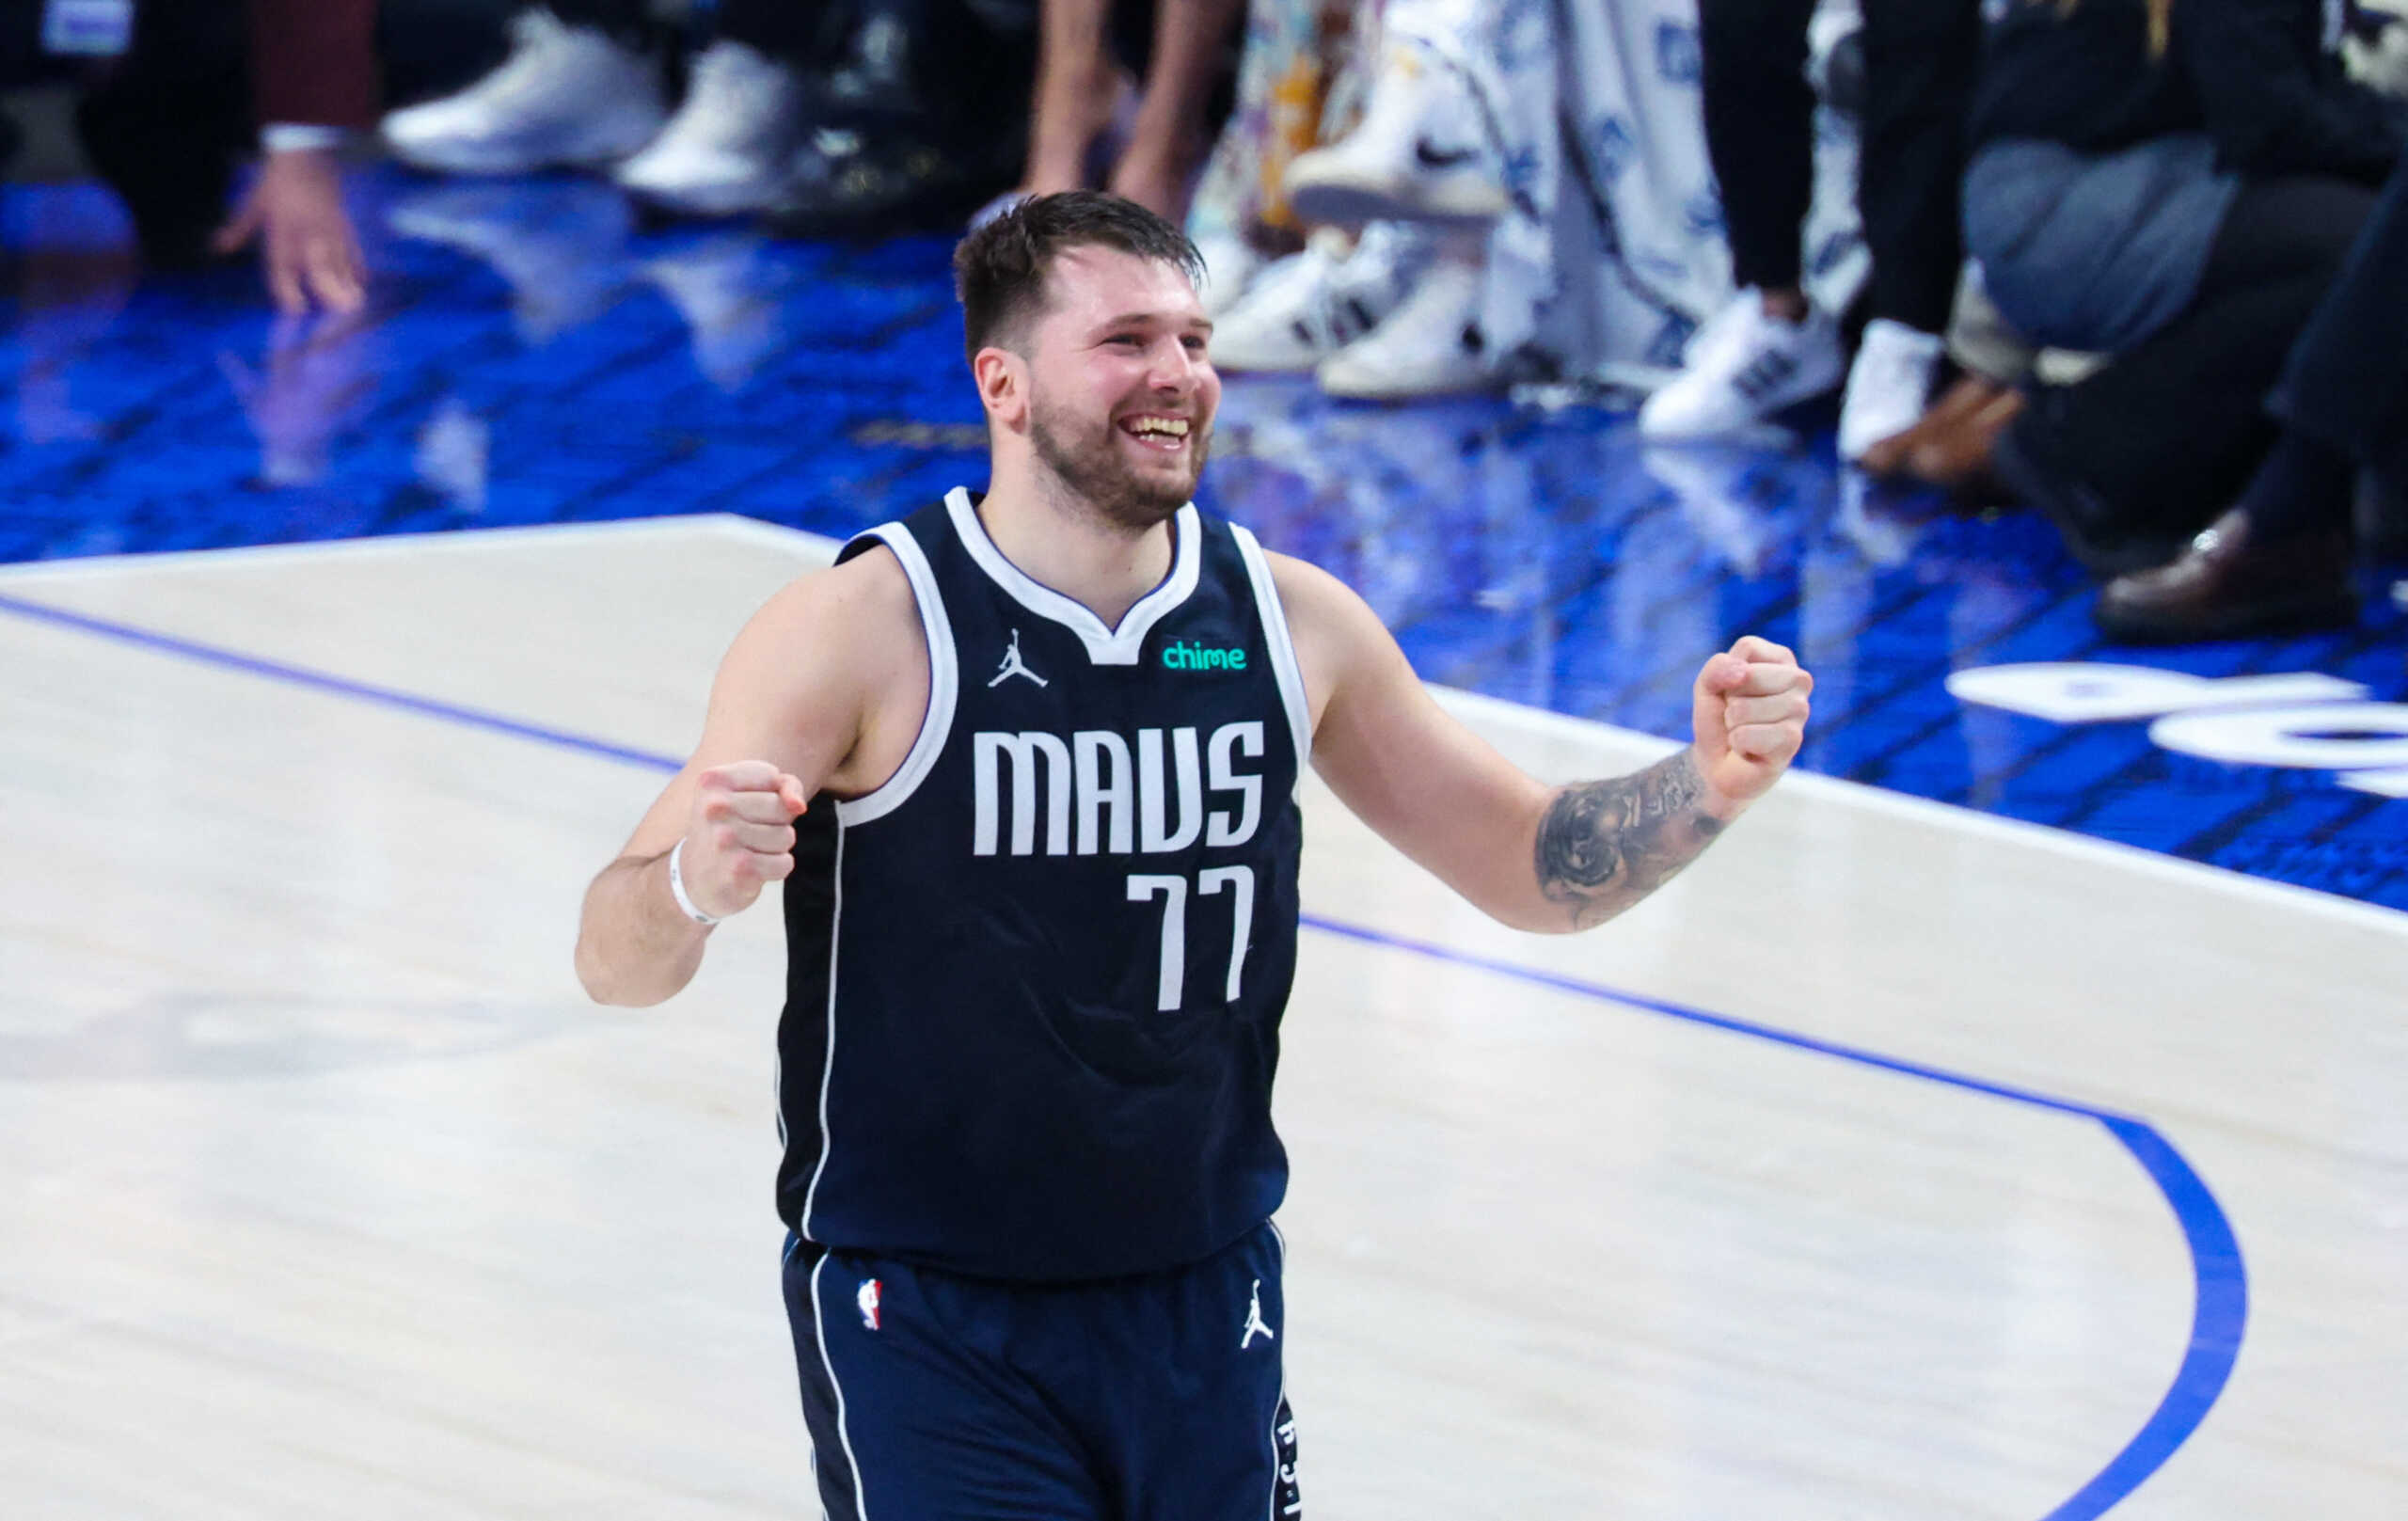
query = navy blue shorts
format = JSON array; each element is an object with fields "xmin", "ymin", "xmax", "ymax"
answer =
[{"xmin": 783, "ymin": 1220, "xmax": 1301, "ymax": 1521}]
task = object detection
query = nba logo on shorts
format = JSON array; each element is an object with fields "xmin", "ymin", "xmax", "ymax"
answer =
[{"xmin": 857, "ymin": 1278, "xmax": 882, "ymax": 1331}]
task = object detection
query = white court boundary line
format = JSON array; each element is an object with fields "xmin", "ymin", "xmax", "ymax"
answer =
[
  {"xmin": 8, "ymin": 513, "xmax": 2402, "ymax": 940},
  {"xmin": 0, "ymin": 514, "xmax": 839, "ymax": 582},
  {"xmin": 1432, "ymin": 685, "xmax": 2408, "ymax": 940}
]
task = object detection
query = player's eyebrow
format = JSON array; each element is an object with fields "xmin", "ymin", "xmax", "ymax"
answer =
[{"xmin": 1096, "ymin": 311, "xmax": 1214, "ymax": 336}]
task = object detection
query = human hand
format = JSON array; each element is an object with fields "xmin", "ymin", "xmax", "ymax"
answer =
[
  {"xmin": 679, "ymin": 763, "xmax": 811, "ymax": 919},
  {"xmin": 214, "ymin": 148, "xmax": 366, "ymax": 314},
  {"xmin": 1688, "ymin": 635, "xmax": 1813, "ymax": 814}
]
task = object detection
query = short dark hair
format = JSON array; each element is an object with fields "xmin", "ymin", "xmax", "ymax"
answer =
[{"xmin": 952, "ymin": 192, "xmax": 1206, "ymax": 361}]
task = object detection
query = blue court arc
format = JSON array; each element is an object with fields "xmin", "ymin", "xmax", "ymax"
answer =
[{"xmin": 0, "ymin": 582, "xmax": 2249, "ymax": 1521}]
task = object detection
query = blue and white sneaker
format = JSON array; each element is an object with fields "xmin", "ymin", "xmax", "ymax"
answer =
[
  {"xmin": 1211, "ymin": 225, "xmax": 1416, "ymax": 374},
  {"xmin": 1638, "ymin": 292, "xmax": 1845, "ymax": 443},
  {"xmin": 1284, "ymin": 40, "xmax": 1509, "ymax": 227}
]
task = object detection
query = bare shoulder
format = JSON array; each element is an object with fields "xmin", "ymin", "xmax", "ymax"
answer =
[
  {"xmin": 1268, "ymin": 545, "xmax": 1404, "ymax": 633},
  {"xmin": 727, "ymin": 541, "xmax": 914, "ymax": 669},
  {"xmin": 754, "ymin": 541, "xmax": 916, "ymax": 639},
  {"xmin": 700, "ymin": 541, "xmax": 927, "ymax": 793},
  {"xmin": 1262, "ymin": 547, "xmax": 1347, "ymax": 609},
  {"xmin": 1262, "ymin": 548, "xmax": 1398, "ymax": 731},
  {"xmin": 607, "ymin": 544, "xmax": 928, "ymax": 859}
]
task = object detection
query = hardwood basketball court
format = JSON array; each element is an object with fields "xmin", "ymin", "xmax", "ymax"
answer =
[{"xmin": 3, "ymin": 516, "xmax": 2400, "ymax": 1518}]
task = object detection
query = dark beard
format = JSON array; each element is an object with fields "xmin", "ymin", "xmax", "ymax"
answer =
[{"xmin": 1028, "ymin": 396, "xmax": 1209, "ymax": 532}]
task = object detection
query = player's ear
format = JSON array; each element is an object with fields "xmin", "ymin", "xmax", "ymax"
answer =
[{"xmin": 972, "ymin": 347, "xmax": 1026, "ymax": 428}]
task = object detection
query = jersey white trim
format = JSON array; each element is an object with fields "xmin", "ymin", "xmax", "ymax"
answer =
[
  {"xmin": 1229, "ymin": 525, "xmax": 1313, "ymax": 768},
  {"xmin": 943, "ymin": 486, "xmax": 1201, "ymax": 666},
  {"xmin": 1265, "ymin": 1219, "xmax": 1291, "ymax": 1521},
  {"xmin": 836, "ymin": 525, "xmax": 958, "ymax": 828},
  {"xmin": 809, "ymin": 1253, "xmax": 872, "ymax": 1521},
  {"xmin": 800, "ymin": 821, "xmax": 847, "ymax": 1241}
]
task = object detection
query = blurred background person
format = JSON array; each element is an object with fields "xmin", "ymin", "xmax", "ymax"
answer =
[
  {"xmin": 382, "ymin": 0, "xmax": 1034, "ymax": 230},
  {"xmin": 761, "ymin": 0, "xmax": 1037, "ymax": 235},
  {"xmin": 383, "ymin": 2, "xmax": 757, "ymax": 196},
  {"xmin": 1199, "ymin": 0, "xmax": 1539, "ymax": 400},
  {"xmin": 6, "ymin": 0, "xmax": 505, "ymax": 311},
  {"xmin": 1965, "ymin": 0, "xmax": 2407, "ymax": 638},
  {"xmin": 209, "ymin": 0, "xmax": 386, "ymax": 313},
  {"xmin": 1639, "ymin": 0, "xmax": 1984, "ymax": 467},
  {"xmin": 1176, "ymin": 0, "xmax": 1362, "ymax": 306},
  {"xmin": 991, "ymin": 0, "xmax": 1244, "ymax": 226},
  {"xmin": 2099, "ymin": 149, "xmax": 2408, "ymax": 641},
  {"xmin": 1273, "ymin": 0, "xmax": 1512, "ymax": 398},
  {"xmin": 1200, "ymin": 0, "xmax": 1898, "ymax": 407}
]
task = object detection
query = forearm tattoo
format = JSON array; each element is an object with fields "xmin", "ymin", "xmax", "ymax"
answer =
[{"xmin": 1533, "ymin": 750, "xmax": 1725, "ymax": 929}]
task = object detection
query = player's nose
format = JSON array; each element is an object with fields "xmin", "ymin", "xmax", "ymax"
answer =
[{"xmin": 1147, "ymin": 338, "xmax": 1208, "ymax": 397}]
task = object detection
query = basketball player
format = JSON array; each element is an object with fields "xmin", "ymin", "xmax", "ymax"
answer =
[{"xmin": 574, "ymin": 192, "xmax": 1813, "ymax": 1519}]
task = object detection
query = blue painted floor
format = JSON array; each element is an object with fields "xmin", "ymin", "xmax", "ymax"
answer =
[{"xmin": 7, "ymin": 166, "xmax": 2406, "ymax": 910}]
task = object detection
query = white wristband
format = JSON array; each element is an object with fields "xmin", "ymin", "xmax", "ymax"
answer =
[
  {"xmin": 261, "ymin": 123, "xmax": 351, "ymax": 154},
  {"xmin": 666, "ymin": 839, "xmax": 721, "ymax": 927}
]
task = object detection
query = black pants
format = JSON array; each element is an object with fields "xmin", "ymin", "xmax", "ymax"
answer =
[
  {"xmin": 1697, "ymin": 0, "xmax": 1981, "ymax": 332},
  {"xmin": 54, "ymin": 0, "xmax": 509, "ymax": 261},
  {"xmin": 2017, "ymin": 176, "xmax": 2376, "ymax": 547},
  {"xmin": 61, "ymin": 0, "xmax": 509, "ymax": 113},
  {"xmin": 2273, "ymin": 153, "xmax": 2408, "ymax": 490}
]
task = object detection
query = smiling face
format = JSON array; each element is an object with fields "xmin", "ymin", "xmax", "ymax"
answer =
[{"xmin": 1009, "ymin": 245, "xmax": 1220, "ymax": 532}]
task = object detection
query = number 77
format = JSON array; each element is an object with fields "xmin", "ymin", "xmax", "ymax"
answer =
[{"xmin": 1127, "ymin": 867, "xmax": 1256, "ymax": 1013}]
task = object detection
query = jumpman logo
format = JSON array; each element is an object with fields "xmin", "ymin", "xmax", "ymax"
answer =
[
  {"xmin": 989, "ymin": 628, "xmax": 1048, "ymax": 689},
  {"xmin": 1240, "ymin": 1278, "xmax": 1275, "ymax": 1349}
]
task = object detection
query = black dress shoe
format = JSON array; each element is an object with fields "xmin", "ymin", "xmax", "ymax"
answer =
[
  {"xmin": 764, "ymin": 127, "xmax": 1021, "ymax": 239},
  {"xmin": 758, "ymin": 0, "xmax": 1033, "ymax": 238},
  {"xmin": 2093, "ymin": 510, "xmax": 2359, "ymax": 643},
  {"xmin": 818, "ymin": 2, "xmax": 930, "ymax": 126}
]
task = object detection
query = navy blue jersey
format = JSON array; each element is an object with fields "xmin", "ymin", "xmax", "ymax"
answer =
[{"xmin": 775, "ymin": 488, "xmax": 1309, "ymax": 1282}]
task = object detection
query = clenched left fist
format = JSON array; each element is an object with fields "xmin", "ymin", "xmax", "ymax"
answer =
[{"xmin": 1689, "ymin": 635, "xmax": 1812, "ymax": 812}]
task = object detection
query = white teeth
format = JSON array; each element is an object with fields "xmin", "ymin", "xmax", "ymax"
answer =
[{"xmin": 1127, "ymin": 418, "xmax": 1189, "ymax": 437}]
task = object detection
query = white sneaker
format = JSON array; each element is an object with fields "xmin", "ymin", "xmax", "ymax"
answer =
[
  {"xmin": 1192, "ymin": 232, "xmax": 1264, "ymax": 317},
  {"xmin": 1638, "ymin": 293, "xmax": 1846, "ymax": 441},
  {"xmin": 381, "ymin": 10, "xmax": 668, "ymax": 176},
  {"xmin": 1285, "ymin": 40, "xmax": 1509, "ymax": 227},
  {"xmin": 1836, "ymin": 317, "xmax": 1944, "ymax": 463},
  {"xmin": 1212, "ymin": 225, "xmax": 1414, "ymax": 373},
  {"xmin": 614, "ymin": 41, "xmax": 805, "ymax": 215},
  {"xmin": 1316, "ymin": 255, "xmax": 1494, "ymax": 399}
]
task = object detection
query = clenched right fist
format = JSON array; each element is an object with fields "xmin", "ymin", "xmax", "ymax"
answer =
[{"xmin": 678, "ymin": 762, "xmax": 809, "ymax": 920}]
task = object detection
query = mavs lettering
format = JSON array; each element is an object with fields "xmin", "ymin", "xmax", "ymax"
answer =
[{"xmin": 974, "ymin": 721, "xmax": 1265, "ymax": 857}]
